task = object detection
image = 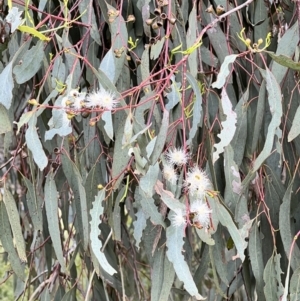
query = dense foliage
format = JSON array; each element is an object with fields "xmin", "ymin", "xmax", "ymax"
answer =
[{"xmin": 1, "ymin": 0, "xmax": 300, "ymax": 300}]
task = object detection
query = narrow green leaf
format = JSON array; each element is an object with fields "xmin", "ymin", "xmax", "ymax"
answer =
[
  {"xmin": 290, "ymin": 267, "xmax": 300, "ymax": 301},
  {"xmin": 249, "ymin": 223, "xmax": 265, "ymax": 301},
  {"xmin": 0, "ymin": 199, "xmax": 25, "ymax": 280},
  {"xmin": 186, "ymin": 72, "xmax": 203, "ymax": 145},
  {"xmin": 288, "ymin": 106, "xmax": 300, "ymax": 142},
  {"xmin": 44, "ymin": 169, "xmax": 66, "ymax": 272},
  {"xmin": 90, "ymin": 190, "xmax": 117, "ymax": 275},
  {"xmin": 264, "ymin": 254, "xmax": 284, "ymax": 301},
  {"xmin": 62, "ymin": 154, "xmax": 89, "ymax": 250},
  {"xmin": 243, "ymin": 68, "xmax": 282, "ymax": 188},
  {"xmin": 13, "ymin": 40, "xmax": 44, "ymax": 84},
  {"xmin": 3, "ymin": 188, "xmax": 27, "ymax": 262},
  {"xmin": 211, "ymin": 54, "xmax": 238, "ymax": 89},
  {"xmin": 267, "ymin": 51, "xmax": 300, "ymax": 71},
  {"xmin": 0, "ymin": 61, "xmax": 14, "ymax": 109},
  {"xmin": 78, "ymin": 0, "xmax": 101, "ymax": 45},
  {"xmin": 279, "ymin": 180, "xmax": 300, "ymax": 271},
  {"xmin": 150, "ymin": 109, "xmax": 169, "ymax": 165},
  {"xmin": 22, "ymin": 176, "xmax": 43, "ymax": 232},
  {"xmin": 212, "ymin": 227, "xmax": 228, "ymax": 285},
  {"xmin": 271, "ymin": 21, "xmax": 299, "ymax": 84},
  {"xmin": 133, "ymin": 207, "xmax": 147, "ymax": 249},
  {"xmin": 186, "ymin": 6, "xmax": 197, "ymax": 77},
  {"xmin": 216, "ymin": 201, "xmax": 252, "ymax": 262},
  {"xmin": 251, "ymin": 80, "xmax": 266, "ymax": 153},
  {"xmin": 151, "ymin": 248, "xmax": 164, "ymax": 301},
  {"xmin": 158, "ymin": 254, "xmax": 175, "ymax": 301},
  {"xmin": 166, "ymin": 222, "xmax": 206, "ymax": 300}
]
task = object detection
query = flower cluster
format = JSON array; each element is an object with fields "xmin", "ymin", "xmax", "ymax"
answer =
[
  {"xmin": 85, "ymin": 88, "xmax": 118, "ymax": 110},
  {"xmin": 162, "ymin": 147, "xmax": 188, "ymax": 184},
  {"xmin": 60, "ymin": 88, "xmax": 118, "ymax": 120},
  {"xmin": 190, "ymin": 200, "xmax": 212, "ymax": 229},
  {"xmin": 184, "ymin": 166, "xmax": 212, "ymax": 199}
]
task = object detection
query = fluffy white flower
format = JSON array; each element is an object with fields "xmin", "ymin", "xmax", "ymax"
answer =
[
  {"xmin": 61, "ymin": 89, "xmax": 86, "ymax": 111},
  {"xmin": 163, "ymin": 164, "xmax": 178, "ymax": 184},
  {"xmin": 184, "ymin": 167, "xmax": 211, "ymax": 198},
  {"xmin": 190, "ymin": 201, "xmax": 212, "ymax": 229},
  {"xmin": 170, "ymin": 208, "xmax": 187, "ymax": 227},
  {"xmin": 85, "ymin": 88, "xmax": 118, "ymax": 110},
  {"xmin": 165, "ymin": 147, "xmax": 188, "ymax": 166}
]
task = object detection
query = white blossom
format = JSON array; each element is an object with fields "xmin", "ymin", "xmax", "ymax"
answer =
[
  {"xmin": 165, "ymin": 147, "xmax": 188, "ymax": 166},
  {"xmin": 85, "ymin": 88, "xmax": 118, "ymax": 110},
  {"xmin": 184, "ymin": 166, "xmax": 212, "ymax": 198},
  {"xmin": 162, "ymin": 164, "xmax": 178, "ymax": 184},
  {"xmin": 170, "ymin": 208, "xmax": 187, "ymax": 227},
  {"xmin": 190, "ymin": 200, "xmax": 212, "ymax": 229}
]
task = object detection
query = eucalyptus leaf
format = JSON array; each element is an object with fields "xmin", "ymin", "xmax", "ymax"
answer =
[
  {"xmin": 44, "ymin": 170, "xmax": 66, "ymax": 272},
  {"xmin": 90, "ymin": 190, "xmax": 117, "ymax": 275}
]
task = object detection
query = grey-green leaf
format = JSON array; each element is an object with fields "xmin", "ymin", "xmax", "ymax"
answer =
[
  {"xmin": 211, "ymin": 54, "xmax": 238, "ymax": 89},
  {"xmin": 90, "ymin": 190, "xmax": 117, "ymax": 275},
  {"xmin": 3, "ymin": 188, "xmax": 27, "ymax": 262},
  {"xmin": 13, "ymin": 40, "xmax": 44, "ymax": 84},
  {"xmin": 26, "ymin": 116, "xmax": 48, "ymax": 171},
  {"xmin": 0, "ymin": 61, "xmax": 14, "ymax": 109},
  {"xmin": 166, "ymin": 222, "xmax": 206, "ymax": 300},
  {"xmin": 44, "ymin": 170, "xmax": 66, "ymax": 272}
]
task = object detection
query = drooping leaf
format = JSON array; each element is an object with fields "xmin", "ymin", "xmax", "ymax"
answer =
[
  {"xmin": 0, "ymin": 61, "xmax": 14, "ymax": 109},
  {"xmin": 157, "ymin": 254, "xmax": 175, "ymax": 301},
  {"xmin": 25, "ymin": 116, "xmax": 48, "ymax": 171},
  {"xmin": 3, "ymin": 188, "xmax": 27, "ymax": 262},
  {"xmin": 264, "ymin": 253, "xmax": 284, "ymax": 301},
  {"xmin": 267, "ymin": 51, "xmax": 300, "ymax": 71},
  {"xmin": 186, "ymin": 72, "xmax": 203, "ymax": 145},
  {"xmin": 166, "ymin": 221, "xmax": 206, "ymax": 300},
  {"xmin": 249, "ymin": 223, "xmax": 265, "ymax": 301},
  {"xmin": 252, "ymin": 68, "xmax": 282, "ymax": 171},
  {"xmin": 213, "ymin": 88, "xmax": 237, "ymax": 163},
  {"xmin": 90, "ymin": 189, "xmax": 117, "ymax": 275},
  {"xmin": 211, "ymin": 54, "xmax": 238, "ymax": 89},
  {"xmin": 216, "ymin": 200, "xmax": 252, "ymax": 262},
  {"xmin": 279, "ymin": 180, "xmax": 300, "ymax": 271},
  {"xmin": 0, "ymin": 198, "xmax": 25, "ymax": 280},
  {"xmin": 150, "ymin": 109, "xmax": 169, "ymax": 165},
  {"xmin": 133, "ymin": 207, "xmax": 147, "ymax": 249},
  {"xmin": 13, "ymin": 40, "xmax": 44, "ymax": 84},
  {"xmin": 290, "ymin": 267, "xmax": 300, "ymax": 301},
  {"xmin": 22, "ymin": 176, "xmax": 43, "ymax": 232},
  {"xmin": 44, "ymin": 169, "xmax": 66, "ymax": 272},
  {"xmin": 101, "ymin": 111, "xmax": 114, "ymax": 140},
  {"xmin": 0, "ymin": 104, "xmax": 12, "ymax": 133},
  {"xmin": 288, "ymin": 106, "xmax": 300, "ymax": 142},
  {"xmin": 151, "ymin": 248, "xmax": 165, "ymax": 301},
  {"xmin": 62, "ymin": 154, "xmax": 89, "ymax": 251}
]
